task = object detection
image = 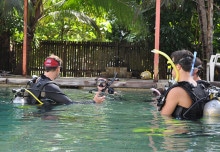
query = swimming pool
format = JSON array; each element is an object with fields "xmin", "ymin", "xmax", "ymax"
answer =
[{"xmin": 1, "ymin": 87, "xmax": 220, "ymax": 152}]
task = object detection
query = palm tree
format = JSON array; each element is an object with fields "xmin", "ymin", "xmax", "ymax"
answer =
[{"xmin": 34, "ymin": 0, "xmax": 147, "ymax": 42}]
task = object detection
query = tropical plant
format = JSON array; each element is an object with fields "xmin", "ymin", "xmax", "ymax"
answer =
[
  {"xmin": 1, "ymin": 0, "xmax": 220, "ymax": 78},
  {"xmin": 35, "ymin": 0, "xmax": 148, "ymax": 42},
  {"xmin": 0, "ymin": 0, "xmax": 23, "ymax": 44}
]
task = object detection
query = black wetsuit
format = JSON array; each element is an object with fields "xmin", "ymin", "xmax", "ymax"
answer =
[
  {"xmin": 27, "ymin": 74, "xmax": 94, "ymax": 106},
  {"xmin": 157, "ymin": 81, "xmax": 209, "ymax": 120}
]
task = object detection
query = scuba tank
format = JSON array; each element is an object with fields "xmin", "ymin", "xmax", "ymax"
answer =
[
  {"xmin": 11, "ymin": 75, "xmax": 38, "ymax": 104},
  {"xmin": 203, "ymin": 86, "xmax": 220, "ymax": 117},
  {"xmin": 203, "ymin": 99, "xmax": 220, "ymax": 116}
]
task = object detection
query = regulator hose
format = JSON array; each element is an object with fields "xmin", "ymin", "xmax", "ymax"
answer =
[{"xmin": 24, "ymin": 89, "xmax": 43, "ymax": 105}]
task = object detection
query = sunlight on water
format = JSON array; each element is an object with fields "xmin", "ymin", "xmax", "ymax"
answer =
[{"xmin": 1, "ymin": 87, "xmax": 220, "ymax": 152}]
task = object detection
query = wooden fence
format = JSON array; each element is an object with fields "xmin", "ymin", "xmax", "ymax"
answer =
[{"xmin": 0, "ymin": 41, "xmax": 168, "ymax": 78}]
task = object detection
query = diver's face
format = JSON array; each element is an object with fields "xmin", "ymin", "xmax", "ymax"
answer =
[
  {"xmin": 97, "ymin": 79, "xmax": 107, "ymax": 91},
  {"xmin": 97, "ymin": 85, "xmax": 105, "ymax": 91},
  {"xmin": 55, "ymin": 66, "xmax": 62, "ymax": 79}
]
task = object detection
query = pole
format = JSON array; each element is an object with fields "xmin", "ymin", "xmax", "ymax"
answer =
[
  {"xmin": 154, "ymin": 0, "xmax": 161, "ymax": 82},
  {"xmin": 22, "ymin": 0, "xmax": 28, "ymax": 76}
]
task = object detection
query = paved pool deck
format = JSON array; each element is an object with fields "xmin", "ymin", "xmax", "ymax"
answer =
[
  {"xmin": 2, "ymin": 75, "xmax": 219, "ymax": 90},
  {"xmin": 0, "ymin": 76, "xmax": 169, "ymax": 89}
]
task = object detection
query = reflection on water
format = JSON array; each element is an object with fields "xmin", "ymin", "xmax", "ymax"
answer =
[{"xmin": 1, "ymin": 87, "xmax": 220, "ymax": 151}]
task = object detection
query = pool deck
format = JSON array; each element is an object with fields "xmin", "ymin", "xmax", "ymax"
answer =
[
  {"xmin": 0, "ymin": 76, "xmax": 169, "ymax": 89},
  {"xmin": 1, "ymin": 76, "xmax": 219, "ymax": 89}
]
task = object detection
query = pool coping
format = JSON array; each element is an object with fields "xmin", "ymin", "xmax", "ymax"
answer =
[{"xmin": 0, "ymin": 77, "xmax": 169, "ymax": 89}]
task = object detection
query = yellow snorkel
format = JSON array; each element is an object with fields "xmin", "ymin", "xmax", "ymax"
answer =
[{"xmin": 151, "ymin": 49, "xmax": 179, "ymax": 82}]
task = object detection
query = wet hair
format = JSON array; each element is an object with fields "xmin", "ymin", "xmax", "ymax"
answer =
[
  {"xmin": 171, "ymin": 50, "xmax": 194, "ymax": 72},
  {"xmin": 194, "ymin": 57, "xmax": 203, "ymax": 76},
  {"xmin": 194, "ymin": 57, "xmax": 203, "ymax": 69}
]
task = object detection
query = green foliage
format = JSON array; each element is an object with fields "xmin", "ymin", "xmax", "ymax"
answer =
[
  {"xmin": 34, "ymin": 0, "xmax": 148, "ymax": 42},
  {"xmin": 35, "ymin": 0, "xmax": 105, "ymax": 41},
  {"xmin": 213, "ymin": 7, "xmax": 220, "ymax": 54},
  {"xmin": 143, "ymin": 0, "xmax": 202, "ymax": 55},
  {"xmin": 1, "ymin": 0, "xmax": 220, "ymax": 53},
  {"xmin": 0, "ymin": 0, "xmax": 23, "ymax": 38},
  {"xmin": 89, "ymin": 0, "xmax": 148, "ymax": 42}
]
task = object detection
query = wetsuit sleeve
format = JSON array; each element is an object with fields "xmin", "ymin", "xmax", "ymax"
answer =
[
  {"xmin": 44, "ymin": 83, "xmax": 74, "ymax": 105},
  {"xmin": 44, "ymin": 83, "xmax": 96, "ymax": 105}
]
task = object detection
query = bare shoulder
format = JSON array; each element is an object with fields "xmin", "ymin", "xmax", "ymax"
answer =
[
  {"xmin": 167, "ymin": 86, "xmax": 192, "ymax": 107},
  {"xmin": 160, "ymin": 86, "xmax": 190, "ymax": 115},
  {"xmin": 167, "ymin": 86, "xmax": 186, "ymax": 97}
]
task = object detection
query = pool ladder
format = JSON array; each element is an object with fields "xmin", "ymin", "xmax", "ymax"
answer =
[{"xmin": 207, "ymin": 54, "xmax": 220, "ymax": 82}]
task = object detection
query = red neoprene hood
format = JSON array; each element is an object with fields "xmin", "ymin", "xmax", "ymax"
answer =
[{"xmin": 44, "ymin": 58, "xmax": 60, "ymax": 67}]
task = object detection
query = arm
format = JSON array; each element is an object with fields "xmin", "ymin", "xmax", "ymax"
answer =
[
  {"xmin": 44, "ymin": 84, "xmax": 73, "ymax": 105},
  {"xmin": 45, "ymin": 83, "xmax": 105, "ymax": 104}
]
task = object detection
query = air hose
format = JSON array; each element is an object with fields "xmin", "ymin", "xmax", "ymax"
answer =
[{"xmin": 24, "ymin": 89, "xmax": 43, "ymax": 105}]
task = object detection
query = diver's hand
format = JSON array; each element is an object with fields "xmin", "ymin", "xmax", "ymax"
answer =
[{"xmin": 93, "ymin": 92, "xmax": 105, "ymax": 103}]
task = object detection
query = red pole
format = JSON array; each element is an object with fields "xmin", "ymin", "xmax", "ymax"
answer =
[
  {"xmin": 154, "ymin": 0, "xmax": 161, "ymax": 82},
  {"xmin": 22, "ymin": 0, "xmax": 28, "ymax": 76}
]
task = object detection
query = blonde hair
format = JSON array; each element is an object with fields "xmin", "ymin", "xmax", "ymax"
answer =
[{"xmin": 48, "ymin": 54, "xmax": 62, "ymax": 66}]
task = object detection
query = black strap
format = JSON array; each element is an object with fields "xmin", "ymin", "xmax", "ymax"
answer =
[{"xmin": 157, "ymin": 81, "xmax": 195, "ymax": 111}]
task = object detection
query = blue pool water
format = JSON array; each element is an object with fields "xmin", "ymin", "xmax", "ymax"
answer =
[{"xmin": 1, "ymin": 87, "xmax": 220, "ymax": 152}]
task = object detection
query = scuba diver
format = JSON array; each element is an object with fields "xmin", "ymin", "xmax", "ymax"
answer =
[
  {"xmin": 151, "ymin": 57, "xmax": 210, "ymax": 98},
  {"xmin": 95, "ymin": 77, "xmax": 115, "ymax": 95},
  {"xmin": 89, "ymin": 73, "xmax": 118, "ymax": 95},
  {"xmin": 12, "ymin": 54, "xmax": 105, "ymax": 112},
  {"xmin": 192, "ymin": 57, "xmax": 211, "ymax": 89},
  {"xmin": 88, "ymin": 73, "xmax": 122, "ymax": 101},
  {"xmin": 192, "ymin": 57, "xmax": 203, "ymax": 81},
  {"xmin": 156, "ymin": 50, "xmax": 209, "ymax": 120},
  {"xmin": 192, "ymin": 57, "xmax": 220, "ymax": 116}
]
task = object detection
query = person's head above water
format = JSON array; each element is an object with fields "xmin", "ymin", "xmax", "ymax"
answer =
[
  {"xmin": 194, "ymin": 57, "xmax": 203, "ymax": 78},
  {"xmin": 94, "ymin": 77, "xmax": 116, "ymax": 94},
  {"xmin": 43, "ymin": 54, "xmax": 63, "ymax": 80},
  {"xmin": 96, "ymin": 78, "xmax": 107, "ymax": 87},
  {"xmin": 44, "ymin": 54, "xmax": 62, "ymax": 72},
  {"xmin": 171, "ymin": 49, "xmax": 194, "ymax": 72},
  {"xmin": 96, "ymin": 78, "xmax": 108, "ymax": 92}
]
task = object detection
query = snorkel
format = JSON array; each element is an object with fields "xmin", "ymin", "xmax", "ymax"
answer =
[
  {"xmin": 102, "ymin": 72, "xmax": 118, "ymax": 92},
  {"xmin": 190, "ymin": 51, "xmax": 197, "ymax": 76},
  {"xmin": 151, "ymin": 49, "xmax": 179, "ymax": 82}
]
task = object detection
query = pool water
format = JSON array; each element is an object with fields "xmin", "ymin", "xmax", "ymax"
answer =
[{"xmin": 1, "ymin": 87, "xmax": 220, "ymax": 152}]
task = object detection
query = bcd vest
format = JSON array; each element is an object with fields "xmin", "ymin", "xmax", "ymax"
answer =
[
  {"xmin": 26, "ymin": 77, "xmax": 57, "ymax": 105},
  {"xmin": 157, "ymin": 81, "xmax": 209, "ymax": 120}
]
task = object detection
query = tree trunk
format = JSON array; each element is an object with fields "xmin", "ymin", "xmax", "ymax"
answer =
[
  {"xmin": 25, "ymin": 0, "xmax": 43, "ymax": 75},
  {"xmin": 207, "ymin": 0, "xmax": 213, "ymax": 58},
  {"xmin": 197, "ymin": 0, "xmax": 213, "ymax": 79},
  {"xmin": 197, "ymin": 0, "xmax": 208, "ymax": 60},
  {"xmin": 0, "ymin": 31, "xmax": 11, "ymax": 71}
]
